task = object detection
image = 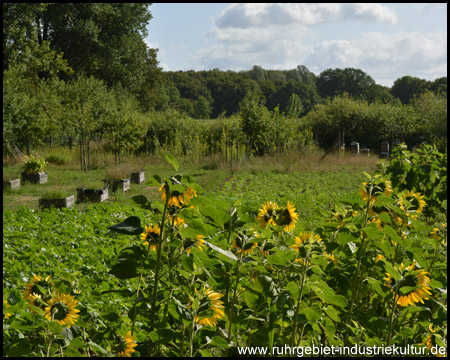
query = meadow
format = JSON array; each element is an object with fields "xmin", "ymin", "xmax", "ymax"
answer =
[{"xmin": 3, "ymin": 146, "xmax": 447, "ymax": 357}]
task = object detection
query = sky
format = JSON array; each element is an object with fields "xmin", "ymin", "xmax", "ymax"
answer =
[{"xmin": 145, "ymin": 3, "xmax": 447, "ymax": 87}]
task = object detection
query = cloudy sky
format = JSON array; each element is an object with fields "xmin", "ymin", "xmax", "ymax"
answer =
[{"xmin": 145, "ymin": 3, "xmax": 447, "ymax": 87}]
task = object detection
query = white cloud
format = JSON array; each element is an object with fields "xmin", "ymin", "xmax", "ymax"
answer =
[
  {"xmin": 215, "ymin": 3, "xmax": 397, "ymax": 28},
  {"xmin": 304, "ymin": 31, "xmax": 447, "ymax": 85},
  {"xmin": 189, "ymin": 3, "xmax": 446, "ymax": 86}
]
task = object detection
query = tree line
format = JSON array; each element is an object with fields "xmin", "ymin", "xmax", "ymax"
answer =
[{"xmin": 3, "ymin": 3, "xmax": 447, "ymax": 160}]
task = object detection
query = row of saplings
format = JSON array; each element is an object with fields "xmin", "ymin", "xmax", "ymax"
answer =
[{"xmin": 3, "ymin": 154, "xmax": 145, "ymax": 209}]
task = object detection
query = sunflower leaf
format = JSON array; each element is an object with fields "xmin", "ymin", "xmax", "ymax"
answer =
[
  {"xmin": 165, "ymin": 153, "xmax": 179, "ymax": 171},
  {"xmin": 109, "ymin": 216, "xmax": 143, "ymax": 235},
  {"xmin": 204, "ymin": 240, "xmax": 237, "ymax": 261}
]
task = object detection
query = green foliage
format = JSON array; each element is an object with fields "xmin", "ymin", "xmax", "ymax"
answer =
[
  {"xmin": 316, "ymin": 67, "xmax": 376, "ymax": 100},
  {"xmin": 22, "ymin": 154, "xmax": 47, "ymax": 174},
  {"xmin": 239, "ymin": 91, "xmax": 314, "ymax": 156},
  {"xmin": 303, "ymin": 94, "xmax": 441, "ymax": 151},
  {"xmin": 390, "ymin": 75, "xmax": 430, "ymax": 104},
  {"xmin": 379, "ymin": 143, "xmax": 447, "ymax": 219}
]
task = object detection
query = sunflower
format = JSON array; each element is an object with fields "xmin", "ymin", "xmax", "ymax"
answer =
[
  {"xmin": 170, "ymin": 215, "xmax": 185, "ymax": 227},
  {"xmin": 159, "ymin": 183, "xmax": 197, "ymax": 208},
  {"xmin": 3, "ymin": 300, "xmax": 12, "ymax": 321},
  {"xmin": 193, "ymin": 286, "xmax": 225, "ymax": 327},
  {"xmin": 23, "ymin": 274, "xmax": 52, "ymax": 304},
  {"xmin": 116, "ymin": 331, "xmax": 138, "ymax": 357},
  {"xmin": 256, "ymin": 201, "xmax": 279, "ymax": 228},
  {"xmin": 232, "ymin": 237, "xmax": 258, "ymax": 256},
  {"xmin": 291, "ymin": 232, "xmax": 323, "ymax": 253},
  {"xmin": 275, "ymin": 201, "xmax": 299, "ymax": 232},
  {"xmin": 44, "ymin": 292, "xmax": 80, "ymax": 326},
  {"xmin": 359, "ymin": 182, "xmax": 376, "ymax": 206},
  {"xmin": 140, "ymin": 224, "xmax": 161, "ymax": 251},
  {"xmin": 377, "ymin": 179, "xmax": 393, "ymax": 197},
  {"xmin": 323, "ymin": 252, "xmax": 338, "ymax": 265},
  {"xmin": 259, "ymin": 241, "xmax": 275, "ymax": 257},
  {"xmin": 399, "ymin": 190, "xmax": 426, "ymax": 214},
  {"xmin": 384, "ymin": 261, "xmax": 432, "ymax": 307},
  {"xmin": 184, "ymin": 235, "xmax": 206, "ymax": 254}
]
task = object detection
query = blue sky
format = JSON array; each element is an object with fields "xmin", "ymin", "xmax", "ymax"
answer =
[{"xmin": 145, "ymin": 3, "xmax": 447, "ymax": 87}]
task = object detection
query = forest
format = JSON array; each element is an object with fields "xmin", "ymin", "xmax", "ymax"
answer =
[{"xmin": 3, "ymin": 3, "xmax": 448, "ymax": 159}]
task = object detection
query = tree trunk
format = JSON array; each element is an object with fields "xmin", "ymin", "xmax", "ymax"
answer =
[{"xmin": 87, "ymin": 140, "xmax": 90, "ymax": 171}]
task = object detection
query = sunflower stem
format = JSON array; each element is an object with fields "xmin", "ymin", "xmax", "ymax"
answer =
[
  {"xmin": 150, "ymin": 192, "xmax": 170, "ymax": 330},
  {"xmin": 227, "ymin": 252, "xmax": 242, "ymax": 344},
  {"xmin": 290, "ymin": 251, "xmax": 310, "ymax": 347},
  {"xmin": 387, "ymin": 284, "xmax": 400, "ymax": 346}
]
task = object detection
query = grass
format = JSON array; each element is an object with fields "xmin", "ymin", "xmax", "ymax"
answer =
[{"xmin": 3, "ymin": 148, "xmax": 379, "ymax": 212}]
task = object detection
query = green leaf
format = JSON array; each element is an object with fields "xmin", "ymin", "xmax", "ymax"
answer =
[
  {"xmin": 266, "ymin": 254, "xmax": 286, "ymax": 266},
  {"xmin": 383, "ymin": 225, "xmax": 404, "ymax": 247},
  {"xmin": 88, "ymin": 341, "xmax": 108, "ymax": 356},
  {"xmin": 299, "ymin": 305, "xmax": 322, "ymax": 322},
  {"xmin": 146, "ymin": 175, "xmax": 162, "ymax": 187},
  {"xmin": 201, "ymin": 206, "xmax": 230, "ymax": 229},
  {"xmin": 243, "ymin": 290, "xmax": 259, "ymax": 308},
  {"xmin": 64, "ymin": 346, "xmax": 83, "ymax": 357},
  {"xmin": 165, "ymin": 153, "xmax": 179, "ymax": 171},
  {"xmin": 399, "ymin": 286, "xmax": 418, "ymax": 295},
  {"xmin": 109, "ymin": 216, "xmax": 143, "ymax": 235},
  {"xmin": 286, "ymin": 281, "xmax": 299, "ymax": 301},
  {"xmin": 324, "ymin": 306, "xmax": 340, "ymax": 322},
  {"xmin": 209, "ymin": 336, "xmax": 229, "ymax": 348},
  {"xmin": 204, "ymin": 240, "xmax": 237, "ymax": 261},
  {"xmin": 109, "ymin": 258, "xmax": 140, "ymax": 279},
  {"xmin": 363, "ymin": 225, "xmax": 385, "ymax": 241}
]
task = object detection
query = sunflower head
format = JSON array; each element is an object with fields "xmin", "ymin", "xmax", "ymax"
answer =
[
  {"xmin": 23, "ymin": 274, "xmax": 52, "ymax": 304},
  {"xmin": 275, "ymin": 201, "xmax": 299, "ymax": 232},
  {"xmin": 184, "ymin": 235, "xmax": 206, "ymax": 254},
  {"xmin": 141, "ymin": 224, "xmax": 161, "ymax": 251},
  {"xmin": 232, "ymin": 235, "xmax": 258, "ymax": 256},
  {"xmin": 44, "ymin": 292, "xmax": 80, "ymax": 326},
  {"xmin": 116, "ymin": 331, "xmax": 138, "ymax": 357},
  {"xmin": 256, "ymin": 201, "xmax": 279, "ymax": 228},
  {"xmin": 192, "ymin": 286, "xmax": 225, "ymax": 327},
  {"xmin": 291, "ymin": 232, "xmax": 323, "ymax": 258},
  {"xmin": 158, "ymin": 177, "xmax": 197, "ymax": 208},
  {"xmin": 384, "ymin": 261, "xmax": 432, "ymax": 307},
  {"xmin": 399, "ymin": 190, "xmax": 426, "ymax": 214}
]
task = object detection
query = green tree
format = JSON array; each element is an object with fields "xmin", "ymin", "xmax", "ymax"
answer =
[
  {"xmin": 41, "ymin": 3, "xmax": 155, "ymax": 93},
  {"xmin": 429, "ymin": 77, "xmax": 447, "ymax": 98},
  {"xmin": 193, "ymin": 95, "xmax": 213, "ymax": 119},
  {"xmin": 316, "ymin": 68, "xmax": 376, "ymax": 100},
  {"xmin": 3, "ymin": 3, "xmax": 72, "ymax": 80},
  {"xmin": 390, "ymin": 75, "xmax": 429, "ymax": 104},
  {"xmin": 239, "ymin": 91, "xmax": 272, "ymax": 155},
  {"xmin": 286, "ymin": 93, "xmax": 303, "ymax": 118}
]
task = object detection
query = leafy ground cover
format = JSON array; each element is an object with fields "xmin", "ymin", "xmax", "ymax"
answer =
[{"xmin": 3, "ymin": 147, "xmax": 446, "ymax": 357}]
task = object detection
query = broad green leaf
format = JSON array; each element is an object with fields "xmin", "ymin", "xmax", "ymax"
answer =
[
  {"xmin": 109, "ymin": 258, "xmax": 139, "ymax": 279},
  {"xmin": 109, "ymin": 216, "xmax": 143, "ymax": 236},
  {"xmin": 286, "ymin": 281, "xmax": 299, "ymax": 301},
  {"xmin": 266, "ymin": 254, "xmax": 286, "ymax": 266},
  {"xmin": 64, "ymin": 346, "xmax": 83, "ymax": 357},
  {"xmin": 299, "ymin": 305, "xmax": 322, "ymax": 322},
  {"xmin": 204, "ymin": 240, "xmax": 237, "ymax": 261},
  {"xmin": 209, "ymin": 336, "xmax": 229, "ymax": 349},
  {"xmin": 165, "ymin": 153, "xmax": 179, "ymax": 171},
  {"xmin": 146, "ymin": 174, "xmax": 162, "ymax": 187},
  {"xmin": 201, "ymin": 206, "xmax": 230, "ymax": 229}
]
